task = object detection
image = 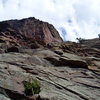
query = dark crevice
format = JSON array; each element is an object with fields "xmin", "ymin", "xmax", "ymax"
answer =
[{"xmin": 0, "ymin": 87, "xmax": 49, "ymax": 100}]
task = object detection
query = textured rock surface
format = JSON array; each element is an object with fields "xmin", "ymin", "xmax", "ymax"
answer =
[
  {"xmin": 0, "ymin": 17, "xmax": 62, "ymax": 48},
  {"xmin": 47, "ymin": 41, "xmax": 100, "ymax": 57},
  {"xmin": 0, "ymin": 50, "xmax": 100, "ymax": 100},
  {"xmin": 0, "ymin": 18, "xmax": 100, "ymax": 100}
]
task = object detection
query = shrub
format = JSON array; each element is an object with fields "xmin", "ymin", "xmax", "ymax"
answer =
[
  {"xmin": 76, "ymin": 37, "xmax": 85, "ymax": 43},
  {"xmin": 98, "ymin": 34, "xmax": 100, "ymax": 39},
  {"xmin": 23, "ymin": 79, "xmax": 41, "ymax": 96}
]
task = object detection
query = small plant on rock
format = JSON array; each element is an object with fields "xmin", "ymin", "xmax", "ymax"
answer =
[
  {"xmin": 23, "ymin": 79, "xmax": 41, "ymax": 96},
  {"xmin": 98, "ymin": 34, "xmax": 100, "ymax": 39},
  {"xmin": 76, "ymin": 37, "xmax": 85, "ymax": 44}
]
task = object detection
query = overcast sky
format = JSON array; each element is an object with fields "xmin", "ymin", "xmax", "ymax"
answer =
[{"xmin": 0, "ymin": 0, "xmax": 100, "ymax": 41}]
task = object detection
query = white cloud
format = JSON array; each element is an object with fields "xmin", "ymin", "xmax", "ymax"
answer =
[{"xmin": 0, "ymin": 0, "xmax": 100, "ymax": 41}]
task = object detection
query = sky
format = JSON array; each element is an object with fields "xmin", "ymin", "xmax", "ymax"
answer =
[{"xmin": 0, "ymin": 0, "xmax": 100, "ymax": 41}]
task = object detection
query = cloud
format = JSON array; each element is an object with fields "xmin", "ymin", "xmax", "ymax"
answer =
[{"xmin": 0, "ymin": 0, "xmax": 100, "ymax": 41}]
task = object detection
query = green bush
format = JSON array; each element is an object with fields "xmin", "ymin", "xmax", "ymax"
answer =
[{"xmin": 23, "ymin": 79, "xmax": 41, "ymax": 96}]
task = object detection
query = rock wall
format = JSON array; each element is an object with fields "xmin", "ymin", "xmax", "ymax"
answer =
[
  {"xmin": 0, "ymin": 17, "xmax": 63, "ymax": 47},
  {"xmin": 0, "ymin": 17, "xmax": 100, "ymax": 100}
]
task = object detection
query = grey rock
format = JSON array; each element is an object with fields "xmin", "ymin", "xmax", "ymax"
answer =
[{"xmin": 0, "ymin": 50, "xmax": 99, "ymax": 100}]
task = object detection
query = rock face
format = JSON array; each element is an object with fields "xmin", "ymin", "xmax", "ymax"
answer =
[
  {"xmin": 47, "ymin": 41, "xmax": 100, "ymax": 57},
  {"xmin": 0, "ymin": 49, "xmax": 100, "ymax": 100},
  {"xmin": 0, "ymin": 18, "xmax": 100, "ymax": 100},
  {"xmin": 0, "ymin": 17, "xmax": 62, "ymax": 47},
  {"xmin": 80, "ymin": 38, "xmax": 100, "ymax": 49}
]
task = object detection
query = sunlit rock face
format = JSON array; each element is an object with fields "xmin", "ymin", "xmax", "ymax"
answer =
[
  {"xmin": 0, "ymin": 17, "xmax": 63, "ymax": 47},
  {"xmin": 0, "ymin": 0, "xmax": 100, "ymax": 41},
  {"xmin": 0, "ymin": 17, "xmax": 100, "ymax": 100}
]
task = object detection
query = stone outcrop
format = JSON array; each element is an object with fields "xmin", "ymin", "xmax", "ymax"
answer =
[
  {"xmin": 0, "ymin": 17, "xmax": 100, "ymax": 100},
  {"xmin": 47, "ymin": 41, "xmax": 100, "ymax": 57},
  {"xmin": 0, "ymin": 17, "xmax": 62, "ymax": 48}
]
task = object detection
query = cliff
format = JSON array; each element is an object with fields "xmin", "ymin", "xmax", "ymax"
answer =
[
  {"xmin": 0, "ymin": 17, "xmax": 100, "ymax": 100},
  {"xmin": 0, "ymin": 17, "xmax": 62, "ymax": 48}
]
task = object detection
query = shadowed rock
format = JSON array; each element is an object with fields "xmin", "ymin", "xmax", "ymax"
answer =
[{"xmin": 5, "ymin": 46, "xmax": 19, "ymax": 53}]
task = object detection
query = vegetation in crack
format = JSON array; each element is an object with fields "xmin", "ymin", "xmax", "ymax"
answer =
[{"xmin": 23, "ymin": 79, "xmax": 41, "ymax": 96}]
